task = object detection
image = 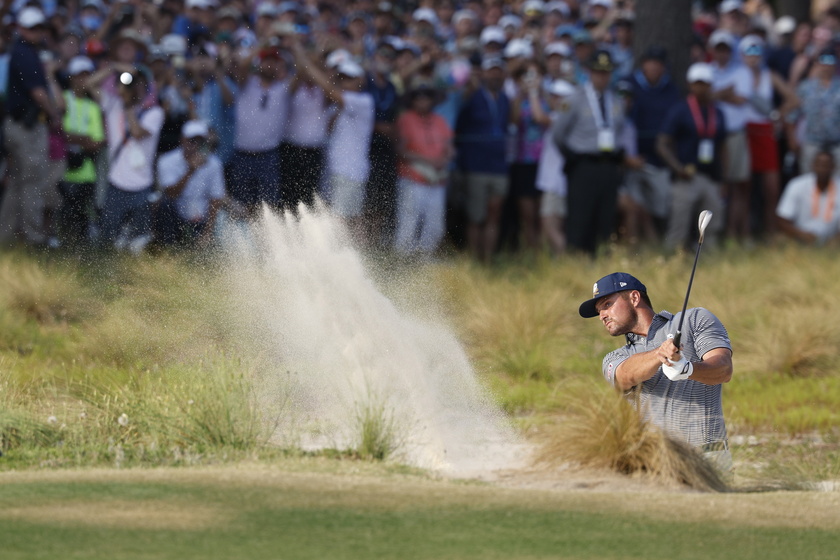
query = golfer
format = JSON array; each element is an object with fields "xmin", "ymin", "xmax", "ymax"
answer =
[{"xmin": 579, "ymin": 272, "xmax": 733, "ymax": 467}]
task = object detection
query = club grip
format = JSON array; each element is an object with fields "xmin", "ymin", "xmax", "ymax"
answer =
[{"xmin": 672, "ymin": 331, "xmax": 682, "ymax": 349}]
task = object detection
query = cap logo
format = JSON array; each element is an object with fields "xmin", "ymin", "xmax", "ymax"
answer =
[
  {"xmin": 619, "ymin": 282, "xmax": 627, "ymax": 287},
  {"xmin": 592, "ymin": 282, "xmax": 599, "ymax": 297},
  {"xmin": 598, "ymin": 53, "xmax": 609, "ymax": 65}
]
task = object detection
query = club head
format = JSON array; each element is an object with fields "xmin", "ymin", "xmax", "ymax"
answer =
[{"xmin": 698, "ymin": 210, "xmax": 713, "ymax": 243}]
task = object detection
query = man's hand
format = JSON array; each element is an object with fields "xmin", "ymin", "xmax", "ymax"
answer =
[{"xmin": 662, "ymin": 356, "xmax": 693, "ymax": 381}]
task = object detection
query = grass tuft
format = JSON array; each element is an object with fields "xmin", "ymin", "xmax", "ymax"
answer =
[
  {"xmin": 354, "ymin": 397, "xmax": 402, "ymax": 461},
  {"xmin": 535, "ymin": 382, "xmax": 728, "ymax": 492}
]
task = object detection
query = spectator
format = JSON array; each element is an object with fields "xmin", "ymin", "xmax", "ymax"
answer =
[
  {"xmin": 626, "ymin": 45, "xmax": 682, "ymax": 237},
  {"xmin": 551, "ymin": 50, "xmax": 626, "ymax": 255},
  {"xmin": 307, "ymin": 53, "xmax": 375, "ymax": 239},
  {"xmin": 536, "ymin": 78, "xmax": 575, "ymax": 255},
  {"xmin": 59, "ymin": 55, "xmax": 105, "ymax": 248},
  {"xmin": 456, "ymin": 57, "xmax": 511, "ymax": 262},
  {"xmin": 97, "ymin": 68, "xmax": 164, "ymax": 252},
  {"xmin": 365, "ymin": 39, "xmax": 401, "ymax": 246},
  {"xmin": 0, "ymin": 7, "xmax": 60, "ymax": 248},
  {"xmin": 656, "ymin": 63, "xmax": 727, "ymax": 252},
  {"xmin": 393, "ymin": 82, "xmax": 454, "ymax": 256},
  {"xmin": 279, "ymin": 65, "xmax": 330, "ymax": 213},
  {"xmin": 154, "ymin": 120, "xmax": 225, "ymax": 247},
  {"xmin": 509, "ymin": 61, "xmax": 551, "ymax": 251},
  {"xmin": 186, "ymin": 41, "xmax": 237, "ymax": 166},
  {"xmin": 791, "ymin": 49, "xmax": 840, "ymax": 174},
  {"xmin": 709, "ymin": 29, "xmax": 753, "ymax": 243},
  {"xmin": 227, "ymin": 46, "xmax": 289, "ymax": 211},
  {"xmin": 739, "ymin": 35, "xmax": 798, "ymax": 237},
  {"xmin": 776, "ymin": 149, "xmax": 840, "ymax": 245}
]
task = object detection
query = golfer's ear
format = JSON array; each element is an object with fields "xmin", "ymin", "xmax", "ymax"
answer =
[{"xmin": 629, "ymin": 290, "xmax": 641, "ymax": 307}]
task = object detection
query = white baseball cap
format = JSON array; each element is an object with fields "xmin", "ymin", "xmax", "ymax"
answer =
[
  {"xmin": 547, "ymin": 79, "xmax": 575, "ymax": 97},
  {"xmin": 719, "ymin": 0, "xmax": 744, "ymax": 14},
  {"xmin": 739, "ymin": 34, "xmax": 765, "ymax": 55},
  {"xmin": 452, "ymin": 9, "xmax": 477, "ymax": 25},
  {"xmin": 182, "ymin": 120, "xmax": 210, "ymax": 139},
  {"xmin": 774, "ymin": 15, "xmax": 796, "ymax": 36},
  {"xmin": 545, "ymin": 1, "xmax": 571, "ymax": 17},
  {"xmin": 687, "ymin": 62, "xmax": 714, "ymax": 84},
  {"xmin": 337, "ymin": 60, "xmax": 365, "ymax": 78},
  {"xmin": 17, "ymin": 7, "xmax": 46, "ymax": 28},
  {"xmin": 522, "ymin": 0, "xmax": 545, "ymax": 15},
  {"xmin": 67, "ymin": 56, "xmax": 95, "ymax": 76},
  {"xmin": 325, "ymin": 48, "xmax": 352, "ymax": 68},
  {"xmin": 591, "ymin": 0, "xmax": 613, "ymax": 8},
  {"xmin": 412, "ymin": 7, "xmax": 438, "ymax": 25},
  {"xmin": 186, "ymin": 0, "xmax": 214, "ymax": 9},
  {"xmin": 159, "ymin": 34, "xmax": 187, "ymax": 56},
  {"xmin": 504, "ymin": 38, "xmax": 534, "ymax": 59},
  {"xmin": 480, "ymin": 25, "xmax": 507, "ymax": 46},
  {"xmin": 708, "ymin": 29, "xmax": 736, "ymax": 49},
  {"xmin": 499, "ymin": 14, "xmax": 523, "ymax": 30},
  {"xmin": 544, "ymin": 41, "xmax": 571, "ymax": 57}
]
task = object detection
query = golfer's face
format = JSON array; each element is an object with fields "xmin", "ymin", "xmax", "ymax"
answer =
[{"xmin": 595, "ymin": 292, "xmax": 635, "ymax": 337}]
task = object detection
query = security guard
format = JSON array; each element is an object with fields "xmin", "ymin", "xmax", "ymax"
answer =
[{"xmin": 551, "ymin": 49, "xmax": 626, "ymax": 254}]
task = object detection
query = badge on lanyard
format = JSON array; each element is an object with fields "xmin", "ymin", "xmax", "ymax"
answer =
[
  {"xmin": 688, "ymin": 95, "xmax": 717, "ymax": 165},
  {"xmin": 598, "ymin": 129, "xmax": 615, "ymax": 152},
  {"xmin": 698, "ymin": 139, "xmax": 714, "ymax": 164}
]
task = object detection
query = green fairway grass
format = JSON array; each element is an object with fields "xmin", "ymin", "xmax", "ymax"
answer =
[{"xmin": 2, "ymin": 466, "xmax": 840, "ymax": 560}]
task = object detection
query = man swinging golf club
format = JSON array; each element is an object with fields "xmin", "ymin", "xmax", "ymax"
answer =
[{"xmin": 579, "ymin": 212, "xmax": 733, "ymax": 469}]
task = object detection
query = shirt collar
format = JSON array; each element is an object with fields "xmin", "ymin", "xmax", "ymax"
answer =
[{"xmin": 626, "ymin": 311, "xmax": 673, "ymax": 344}]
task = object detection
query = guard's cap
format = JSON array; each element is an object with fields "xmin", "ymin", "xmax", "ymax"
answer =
[
  {"xmin": 579, "ymin": 272, "xmax": 647, "ymax": 318},
  {"xmin": 588, "ymin": 49, "xmax": 614, "ymax": 72}
]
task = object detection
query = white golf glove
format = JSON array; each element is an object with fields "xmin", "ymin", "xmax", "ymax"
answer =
[{"xmin": 662, "ymin": 356, "xmax": 693, "ymax": 381}]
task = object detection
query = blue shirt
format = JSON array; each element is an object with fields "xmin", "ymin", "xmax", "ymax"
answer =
[
  {"xmin": 193, "ymin": 77, "xmax": 238, "ymax": 164},
  {"xmin": 796, "ymin": 77, "xmax": 840, "ymax": 145},
  {"xmin": 660, "ymin": 98, "xmax": 727, "ymax": 181},
  {"xmin": 455, "ymin": 87, "xmax": 510, "ymax": 175},
  {"xmin": 629, "ymin": 70, "xmax": 682, "ymax": 166}
]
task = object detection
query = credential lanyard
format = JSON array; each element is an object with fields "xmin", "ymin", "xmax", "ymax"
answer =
[
  {"xmin": 687, "ymin": 95, "xmax": 716, "ymax": 139},
  {"xmin": 584, "ymin": 81, "xmax": 612, "ymax": 130},
  {"xmin": 812, "ymin": 181, "xmax": 837, "ymax": 222}
]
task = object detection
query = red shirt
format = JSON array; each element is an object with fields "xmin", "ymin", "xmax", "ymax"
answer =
[{"xmin": 397, "ymin": 110, "xmax": 453, "ymax": 185}]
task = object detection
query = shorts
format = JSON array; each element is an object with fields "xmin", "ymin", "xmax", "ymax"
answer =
[
  {"xmin": 328, "ymin": 174, "xmax": 366, "ymax": 218},
  {"xmin": 465, "ymin": 172, "xmax": 508, "ymax": 224},
  {"xmin": 539, "ymin": 191, "xmax": 567, "ymax": 218},
  {"xmin": 746, "ymin": 122, "xmax": 779, "ymax": 173},
  {"xmin": 723, "ymin": 130, "xmax": 750, "ymax": 183}
]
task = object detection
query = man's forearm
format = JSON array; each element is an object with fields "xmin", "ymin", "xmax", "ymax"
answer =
[{"xmin": 613, "ymin": 350, "xmax": 662, "ymax": 391}]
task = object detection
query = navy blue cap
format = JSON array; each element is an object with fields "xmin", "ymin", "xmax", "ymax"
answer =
[{"xmin": 579, "ymin": 272, "xmax": 647, "ymax": 318}]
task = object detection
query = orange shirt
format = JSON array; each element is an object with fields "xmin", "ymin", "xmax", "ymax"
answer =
[{"xmin": 397, "ymin": 110, "xmax": 453, "ymax": 185}]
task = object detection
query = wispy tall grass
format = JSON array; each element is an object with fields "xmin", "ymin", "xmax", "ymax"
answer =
[{"xmin": 534, "ymin": 380, "xmax": 728, "ymax": 492}]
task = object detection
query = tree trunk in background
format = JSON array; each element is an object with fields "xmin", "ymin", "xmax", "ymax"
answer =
[{"xmin": 633, "ymin": 0, "xmax": 694, "ymax": 93}]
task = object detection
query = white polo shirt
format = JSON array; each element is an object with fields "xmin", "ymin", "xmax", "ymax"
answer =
[
  {"xmin": 777, "ymin": 173, "xmax": 840, "ymax": 243},
  {"xmin": 102, "ymin": 91, "xmax": 165, "ymax": 192},
  {"xmin": 284, "ymin": 83, "xmax": 330, "ymax": 148},
  {"xmin": 157, "ymin": 148, "xmax": 226, "ymax": 222},
  {"xmin": 234, "ymin": 76, "xmax": 289, "ymax": 152},
  {"xmin": 711, "ymin": 61, "xmax": 753, "ymax": 133},
  {"xmin": 326, "ymin": 91, "xmax": 375, "ymax": 183}
]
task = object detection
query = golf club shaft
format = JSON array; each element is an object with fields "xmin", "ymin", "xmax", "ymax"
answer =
[{"xmin": 673, "ymin": 240, "xmax": 703, "ymax": 349}]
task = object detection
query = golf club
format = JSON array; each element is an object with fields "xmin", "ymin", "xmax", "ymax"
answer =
[{"xmin": 673, "ymin": 210, "xmax": 714, "ymax": 349}]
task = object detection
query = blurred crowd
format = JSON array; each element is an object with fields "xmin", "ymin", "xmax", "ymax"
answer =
[{"xmin": 2, "ymin": 0, "xmax": 840, "ymax": 260}]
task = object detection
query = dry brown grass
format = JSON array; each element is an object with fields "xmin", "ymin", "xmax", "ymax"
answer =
[
  {"xmin": 0, "ymin": 255, "xmax": 98, "ymax": 324},
  {"xmin": 534, "ymin": 381, "xmax": 728, "ymax": 492}
]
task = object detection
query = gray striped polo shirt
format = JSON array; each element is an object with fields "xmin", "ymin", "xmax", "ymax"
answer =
[{"xmin": 602, "ymin": 308, "xmax": 732, "ymax": 448}]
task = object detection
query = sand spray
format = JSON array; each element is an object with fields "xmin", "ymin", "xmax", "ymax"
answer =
[{"xmin": 220, "ymin": 205, "xmax": 526, "ymax": 476}]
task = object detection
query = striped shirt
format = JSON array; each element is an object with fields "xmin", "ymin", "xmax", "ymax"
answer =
[{"xmin": 602, "ymin": 308, "xmax": 732, "ymax": 448}]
